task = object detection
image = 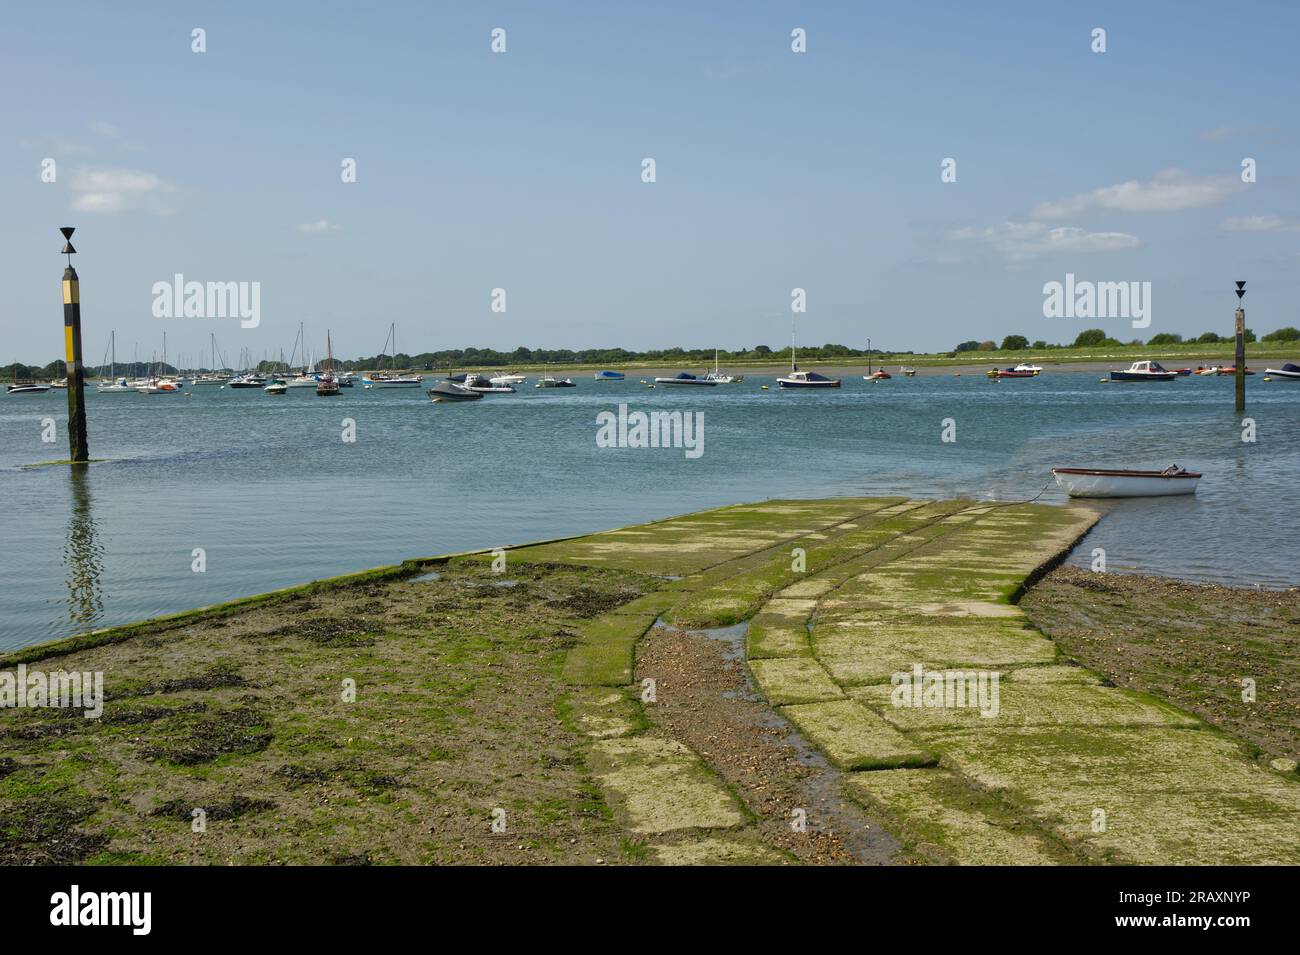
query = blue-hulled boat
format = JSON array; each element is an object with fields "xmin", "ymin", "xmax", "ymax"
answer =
[{"xmin": 594, "ymin": 370, "xmax": 625, "ymax": 381}]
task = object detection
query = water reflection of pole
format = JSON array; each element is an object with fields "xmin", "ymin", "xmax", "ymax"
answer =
[{"xmin": 64, "ymin": 465, "xmax": 104, "ymax": 628}]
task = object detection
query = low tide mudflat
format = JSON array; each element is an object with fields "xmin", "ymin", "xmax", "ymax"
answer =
[{"xmin": 3, "ymin": 497, "xmax": 1297, "ymax": 865}]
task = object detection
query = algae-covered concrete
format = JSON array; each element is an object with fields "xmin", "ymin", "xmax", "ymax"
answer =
[{"xmin": 5, "ymin": 495, "xmax": 1297, "ymax": 865}]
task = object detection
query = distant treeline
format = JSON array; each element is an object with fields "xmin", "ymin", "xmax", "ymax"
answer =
[{"xmin": 957, "ymin": 327, "xmax": 1299, "ymax": 353}]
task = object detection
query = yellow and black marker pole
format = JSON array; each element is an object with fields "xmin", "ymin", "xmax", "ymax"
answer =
[
  {"xmin": 1234, "ymin": 281, "xmax": 1246, "ymax": 414},
  {"xmin": 61, "ymin": 227, "xmax": 89, "ymax": 463}
]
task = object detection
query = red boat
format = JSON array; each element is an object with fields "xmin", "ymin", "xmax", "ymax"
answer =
[
  {"xmin": 865, "ymin": 370, "xmax": 891, "ymax": 380},
  {"xmin": 987, "ymin": 367, "xmax": 1035, "ymax": 378},
  {"xmin": 1215, "ymin": 366, "xmax": 1255, "ymax": 376}
]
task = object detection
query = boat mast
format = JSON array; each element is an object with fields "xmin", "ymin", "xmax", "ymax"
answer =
[
  {"xmin": 868, "ymin": 337, "xmax": 872, "ymax": 376},
  {"xmin": 791, "ymin": 314, "xmax": 796, "ymax": 372}
]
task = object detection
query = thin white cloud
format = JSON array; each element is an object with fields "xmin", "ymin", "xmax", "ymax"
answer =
[
  {"xmin": 1030, "ymin": 168, "xmax": 1244, "ymax": 218},
  {"xmin": 947, "ymin": 221, "xmax": 1139, "ymax": 261},
  {"xmin": 297, "ymin": 220, "xmax": 343, "ymax": 234},
  {"xmin": 88, "ymin": 120, "xmax": 121, "ymax": 139},
  {"xmin": 1221, "ymin": 215, "xmax": 1300, "ymax": 233},
  {"xmin": 1200, "ymin": 124, "xmax": 1279, "ymax": 143},
  {"xmin": 69, "ymin": 166, "xmax": 175, "ymax": 214}
]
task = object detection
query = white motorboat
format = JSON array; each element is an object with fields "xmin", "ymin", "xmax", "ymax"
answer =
[
  {"xmin": 535, "ymin": 376, "xmax": 576, "ymax": 388},
  {"xmin": 6, "ymin": 382, "xmax": 50, "ymax": 394},
  {"xmin": 1012, "ymin": 363, "xmax": 1043, "ymax": 373},
  {"xmin": 1264, "ymin": 362, "xmax": 1300, "ymax": 380},
  {"xmin": 226, "ymin": 373, "xmax": 266, "ymax": 389},
  {"xmin": 464, "ymin": 373, "xmax": 515, "ymax": 393},
  {"xmin": 1051, "ymin": 465, "xmax": 1201, "ymax": 498},
  {"xmin": 285, "ymin": 374, "xmax": 319, "ymax": 388},
  {"xmin": 490, "ymin": 373, "xmax": 527, "ymax": 385},
  {"xmin": 263, "ymin": 378, "xmax": 287, "ymax": 395}
]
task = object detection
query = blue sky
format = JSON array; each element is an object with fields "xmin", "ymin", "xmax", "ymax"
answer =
[{"xmin": 3, "ymin": 0, "xmax": 1297, "ymax": 364}]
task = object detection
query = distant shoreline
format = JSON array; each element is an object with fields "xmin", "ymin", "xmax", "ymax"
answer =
[{"xmin": 7, "ymin": 342, "xmax": 1297, "ymax": 383}]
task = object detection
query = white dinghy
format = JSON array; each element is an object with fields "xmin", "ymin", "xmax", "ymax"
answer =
[{"xmin": 1051, "ymin": 465, "xmax": 1201, "ymax": 498}]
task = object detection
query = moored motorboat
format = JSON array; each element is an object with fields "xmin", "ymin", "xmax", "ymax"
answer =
[
  {"xmin": 1263, "ymin": 362, "xmax": 1300, "ymax": 380},
  {"xmin": 654, "ymin": 372, "xmax": 717, "ymax": 386},
  {"xmin": 6, "ymin": 382, "xmax": 51, "ymax": 394},
  {"xmin": 1214, "ymin": 366, "xmax": 1255, "ymax": 376},
  {"xmin": 227, "ymin": 373, "xmax": 266, "ymax": 389},
  {"xmin": 778, "ymin": 369, "xmax": 841, "ymax": 388},
  {"xmin": 263, "ymin": 378, "xmax": 287, "ymax": 395},
  {"xmin": 427, "ymin": 380, "xmax": 482, "ymax": 401},
  {"xmin": 594, "ymin": 370, "xmax": 626, "ymax": 381},
  {"xmin": 900, "ymin": 367, "xmax": 917, "ymax": 377},
  {"xmin": 1051, "ymin": 465, "xmax": 1201, "ymax": 498},
  {"xmin": 1110, "ymin": 360, "xmax": 1177, "ymax": 382},
  {"xmin": 363, "ymin": 372, "xmax": 423, "ymax": 388},
  {"xmin": 534, "ymin": 376, "xmax": 576, "ymax": 388},
  {"xmin": 1012, "ymin": 363, "xmax": 1043, "ymax": 373},
  {"xmin": 464, "ymin": 373, "xmax": 515, "ymax": 393},
  {"xmin": 1196, "ymin": 366, "xmax": 1219, "ymax": 376},
  {"xmin": 490, "ymin": 373, "xmax": 527, "ymax": 385}
]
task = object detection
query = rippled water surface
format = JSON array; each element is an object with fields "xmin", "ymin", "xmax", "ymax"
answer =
[{"xmin": 2, "ymin": 369, "xmax": 1297, "ymax": 649}]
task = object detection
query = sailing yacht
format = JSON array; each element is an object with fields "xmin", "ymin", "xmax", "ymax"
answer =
[
  {"xmin": 137, "ymin": 333, "xmax": 183, "ymax": 394},
  {"xmin": 363, "ymin": 323, "xmax": 423, "ymax": 387},
  {"xmin": 777, "ymin": 320, "xmax": 841, "ymax": 388},
  {"xmin": 96, "ymin": 331, "xmax": 135, "ymax": 393},
  {"xmin": 192, "ymin": 335, "xmax": 227, "ymax": 385},
  {"xmin": 316, "ymin": 332, "xmax": 341, "ymax": 396},
  {"xmin": 703, "ymin": 349, "xmax": 743, "ymax": 384}
]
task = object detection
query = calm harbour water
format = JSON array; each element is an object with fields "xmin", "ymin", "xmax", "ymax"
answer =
[{"xmin": 2, "ymin": 369, "xmax": 1297, "ymax": 650}]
